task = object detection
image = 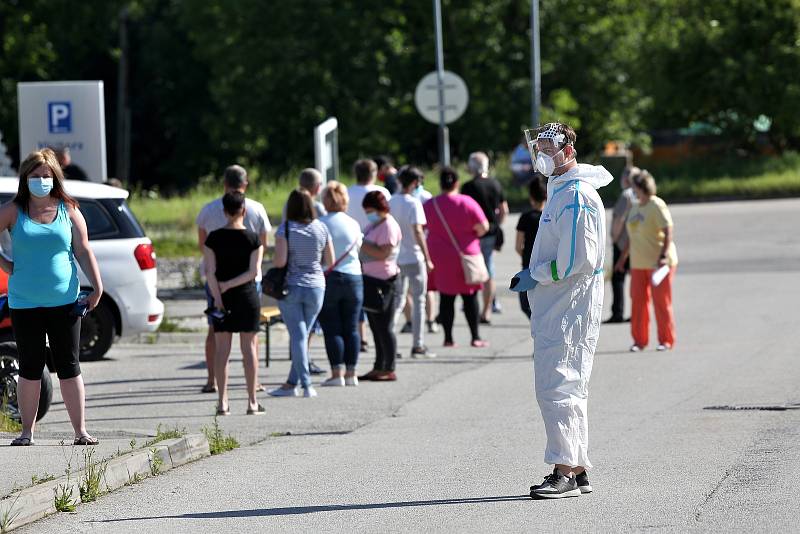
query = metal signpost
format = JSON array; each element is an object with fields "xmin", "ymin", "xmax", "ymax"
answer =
[
  {"xmin": 413, "ymin": 1, "xmax": 470, "ymax": 167},
  {"xmin": 531, "ymin": 0, "xmax": 541, "ymax": 128}
]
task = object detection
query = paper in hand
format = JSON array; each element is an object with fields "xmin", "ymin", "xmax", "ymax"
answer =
[{"xmin": 651, "ymin": 265, "xmax": 670, "ymax": 287}]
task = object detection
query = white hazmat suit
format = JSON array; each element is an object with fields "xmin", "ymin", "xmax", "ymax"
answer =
[{"xmin": 527, "ymin": 163, "xmax": 612, "ymax": 469}]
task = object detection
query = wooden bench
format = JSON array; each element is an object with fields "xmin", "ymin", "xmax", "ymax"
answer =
[{"xmin": 259, "ymin": 306, "xmax": 282, "ymax": 367}]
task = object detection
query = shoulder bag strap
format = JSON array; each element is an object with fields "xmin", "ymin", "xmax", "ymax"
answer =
[
  {"xmin": 325, "ymin": 238, "xmax": 358, "ymax": 275},
  {"xmin": 433, "ymin": 197, "xmax": 464, "ymax": 256},
  {"xmin": 284, "ymin": 220, "xmax": 290, "ymax": 265}
]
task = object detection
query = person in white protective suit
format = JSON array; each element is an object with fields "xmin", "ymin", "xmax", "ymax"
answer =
[{"xmin": 511, "ymin": 123, "xmax": 612, "ymax": 499}]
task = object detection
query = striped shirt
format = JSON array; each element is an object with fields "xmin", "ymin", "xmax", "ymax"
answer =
[{"xmin": 276, "ymin": 220, "xmax": 329, "ymax": 288}]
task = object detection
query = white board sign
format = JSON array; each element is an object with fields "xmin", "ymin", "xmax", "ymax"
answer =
[
  {"xmin": 414, "ymin": 71, "xmax": 469, "ymax": 125},
  {"xmin": 17, "ymin": 81, "xmax": 107, "ymax": 182},
  {"xmin": 314, "ymin": 117, "xmax": 338, "ymax": 184}
]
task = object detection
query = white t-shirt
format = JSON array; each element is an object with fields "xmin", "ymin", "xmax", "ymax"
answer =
[
  {"xmin": 414, "ymin": 187, "xmax": 433, "ymax": 203},
  {"xmin": 389, "ymin": 193, "xmax": 426, "ymax": 266},
  {"xmin": 196, "ymin": 197, "xmax": 272, "ymax": 280},
  {"xmin": 347, "ymin": 183, "xmax": 391, "ymax": 230},
  {"xmin": 319, "ymin": 212, "xmax": 362, "ymax": 276}
]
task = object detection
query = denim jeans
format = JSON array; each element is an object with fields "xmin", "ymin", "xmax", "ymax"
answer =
[
  {"xmin": 318, "ymin": 272, "xmax": 363, "ymax": 370},
  {"xmin": 479, "ymin": 234, "xmax": 497, "ymax": 278},
  {"xmin": 278, "ymin": 285, "xmax": 325, "ymax": 388},
  {"xmin": 395, "ymin": 260, "xmax": 427, "ymax": 348}
]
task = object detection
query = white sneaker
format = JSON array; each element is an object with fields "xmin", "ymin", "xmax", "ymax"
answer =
[
  {"xmin": 268, "ymin": 387, "xmax": 298, "ymax": 397},
  {"xmin": 303, "ymin": 386, "xmax": 318, "ymax": 398},
  {"xmin": 345, "ymin": 376, "xmax": 359, "ymax": 387},
  {"xmin": 629, "ymin": 345, "xmax": 643, "ymax": 352},
  {"xmin": 321, "ymin": 377, "xmax": 345, "ymax": 387},
  {"xmin": 656, "ymin": 344, "xmax": 671, "ymax": 351}
]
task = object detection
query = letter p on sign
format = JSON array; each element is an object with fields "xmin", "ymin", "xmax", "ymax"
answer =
[{"xmin": 48, "ymin": 102, "xmax": 72, "ymax": 134}]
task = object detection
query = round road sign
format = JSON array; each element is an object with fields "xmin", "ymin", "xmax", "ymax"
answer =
[{"xmin": 414, "ymin": 70, "xmax": 469, "ymax": 125}]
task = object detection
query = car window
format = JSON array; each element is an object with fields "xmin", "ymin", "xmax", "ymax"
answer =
[{"xmin": 79, "ymin": 201, "xmax": 119, "ymax": 239}]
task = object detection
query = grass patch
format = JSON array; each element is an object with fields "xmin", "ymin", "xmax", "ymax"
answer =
[
  {"xmin": 0, "ymin": 494, "xmax": 21, "ymax": 533},
  {"xmin": 0, "ymin": 412, "xmax": 20, "ymax": 434},
  {"xmin": 31, "ymin": 473, "xmax": 56, "ymax": 486},
  {"xmin": 156, "ymin": 317, "xmax": 195, "ymax": 334},
  {"xmin": 202, "ymin": 416, "xmax": 239, "ymax": 455},
  {"xmin": 125, "ymin": 151, "xmax": 800, "ymax": 260},
  {"xmin": 53, "ymin": 482, "xmax": 77, "ymax": 513},
  {"xmin": 78, "ymin": 448, "xmax": 108, "ymax": 503},
  {"xmin": 149, "ymin": 448, "xmax": 165, "ymax": 476},
  {"xmin": 144, "ymin": 424, "xmax": 187, "ymax": 447},
  {"xmin": 0, "ymin": 393, "xmax": 21, "ymax": 433}
]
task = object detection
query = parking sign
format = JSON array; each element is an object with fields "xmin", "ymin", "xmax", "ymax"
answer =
[
  {"xmin": 48, "ymin": 102, "xmax": 72, "ymax": 134},
  {"xmin": 18, "ymin": 82, "xmax": 107, "ymax": 182}
]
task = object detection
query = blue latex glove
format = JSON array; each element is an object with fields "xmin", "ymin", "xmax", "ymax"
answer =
[{"xmin": 509, "ymin": 269, "xmax": 538, "ymax": 292}]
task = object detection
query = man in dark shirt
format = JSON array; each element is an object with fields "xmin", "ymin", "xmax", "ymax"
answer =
[
  {"xmin": 461, "ymin": 151, "xmax": 509, "ymax": 323},
  {"xmin": 55, "ymin": 147, "xmax": 89, "ymax": 181},
  {"xmin": 515, "ymin": 174, "xmax": 547, "ymax": 317}
]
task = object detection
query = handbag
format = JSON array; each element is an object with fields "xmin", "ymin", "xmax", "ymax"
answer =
[
  {"xmin": 362, "ymin": 274, "xmax": 396, "ymax": 314},
  {"xmin": 262, "ymin": 222, "xmax": 290, "ymax": 299},
  {"xmin": 493, "ymin": 226, "xmax": 504, "ymax": 251},
  {"xmin": 433, "ymin": 198, "xmax": 490, "ymax": 286}
]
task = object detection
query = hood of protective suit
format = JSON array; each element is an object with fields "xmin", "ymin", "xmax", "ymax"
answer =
[{"xmin": 549, "ymin": 163, "xmax": 613, "ymax": 191}]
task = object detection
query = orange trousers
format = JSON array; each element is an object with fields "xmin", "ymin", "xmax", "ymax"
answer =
[{"xmin": 630, "ymin": 268, "xmax": 676, "ymax": 348}]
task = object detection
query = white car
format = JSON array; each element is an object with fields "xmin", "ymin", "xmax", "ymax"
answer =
[{"xmin": 0, "ymin": 178, "xmax": 164, "ymax": 360}]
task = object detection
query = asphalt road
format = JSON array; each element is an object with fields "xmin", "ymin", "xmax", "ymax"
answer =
[{"xmin": 17, "ymin": 198, "xmax": 800, "ymax": 533}]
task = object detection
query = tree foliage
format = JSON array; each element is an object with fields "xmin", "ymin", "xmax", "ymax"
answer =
[{"xmin": 1, "ymin": 0, "xmax": 799, "ymax": 189}]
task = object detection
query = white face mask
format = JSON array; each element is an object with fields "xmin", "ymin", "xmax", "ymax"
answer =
[{"xmin": 535, "ymin": 148, "xmax": 569, "ymax": 177}]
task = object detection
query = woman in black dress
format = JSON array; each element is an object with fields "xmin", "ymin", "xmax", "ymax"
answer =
[{"xmin": 203, "ymin": 191, "xmax": 264, "ymax": 415}]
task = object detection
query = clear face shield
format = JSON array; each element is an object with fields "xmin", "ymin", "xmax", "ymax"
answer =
[{"xmin": 524, "ymin": 124, "xmax": 575, "ymax": 177}]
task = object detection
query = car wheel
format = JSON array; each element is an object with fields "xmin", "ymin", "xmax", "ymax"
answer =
[
  {"xmin": 80, "ymin": 301, "xmax": 115, "ymax": 361},
  {"xmin": 0, "ymin": 342, "xmax": 53, "ymax": 422}
]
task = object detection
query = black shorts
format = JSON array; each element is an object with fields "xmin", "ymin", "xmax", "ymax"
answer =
[{"xmin": 11, "ymin": 304, "xmax": 81, "ymax": 380}]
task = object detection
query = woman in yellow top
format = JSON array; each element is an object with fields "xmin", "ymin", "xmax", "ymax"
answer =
[{"xmin": 614, "ymin": 170, "xmax": 677, "ymax": 352}]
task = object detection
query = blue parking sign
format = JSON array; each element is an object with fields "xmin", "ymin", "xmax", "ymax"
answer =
[{"xmin": 48, "ymin": 101, "xmax": 72, "ymax": 134}]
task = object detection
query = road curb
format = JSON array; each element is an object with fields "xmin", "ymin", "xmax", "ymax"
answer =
[{"xmin": 0, "ymin": 434, "xmax": 210, "ymax": 532}]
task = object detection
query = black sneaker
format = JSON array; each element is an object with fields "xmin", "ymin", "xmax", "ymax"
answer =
[
  {"xmin": 530, "ymin": 468, "xmax": 582, "ymax": 499},
  {"xmin": 400, "ymin": 321, "xmax": 412, "ymax": 333},
  {"xmin": 308, "ymin": 361, "xmax": 325, "ymax": 375},
  {"xmin": 575, "ymin": 471, "xmax": 592, "ymax": 494},
  {"xmin": 411, "ymin": 346, "xmax": 436, "ymax": 359}
]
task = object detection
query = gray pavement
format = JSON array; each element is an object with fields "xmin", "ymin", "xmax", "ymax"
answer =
[{"xmin": 11, "ymin": 199, "xmax": 800, "ymax": 532}]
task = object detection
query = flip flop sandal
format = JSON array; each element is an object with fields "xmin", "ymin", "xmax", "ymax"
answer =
[
  {"xmin": 216, "ymin": 406, "xmax": 230, "ymax": 416},
  {"xmin": 10, "ymin": 437, "xmax": 34, "ymax": 446},
  {"xmin": 246, "ymin": 403, "xmax": 266, "ymax": 415},
  {"xmin": 74, "ymin": 435, "xmax": 99, "ymax": 446}
]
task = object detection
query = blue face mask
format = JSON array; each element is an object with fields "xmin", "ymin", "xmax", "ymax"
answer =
[
  {"xmin": 28, "ymin": 177, "xmax": 54, "ymax": 198},
  {"xmin": 366, "ymin": 212, "xmax": 381, "ymax": 224},
  {"xmin": 413, "ymin": 184, "xmax": 424, "ymax": 196}
]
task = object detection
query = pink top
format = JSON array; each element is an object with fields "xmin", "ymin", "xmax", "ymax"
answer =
[
  {"xmin": 424, "ymin": 193, "xmax": 488, "ymax": 295},
  {"xmin": 361, "ymin": 215, "xmax": 401, "ymax": 280}
]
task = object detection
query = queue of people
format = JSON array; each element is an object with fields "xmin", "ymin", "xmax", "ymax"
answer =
[{"xmin": 193, "ymin": 155, "xmax": 505, "ymax": 413}]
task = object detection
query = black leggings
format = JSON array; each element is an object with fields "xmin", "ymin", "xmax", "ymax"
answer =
[
  {"xmin": 439, "ymin": 293, "xmax": 480, "ymax": 344},
  {"xmin": 11, "ymin": 304, "xmax": 81, "ymax": 380},
  {"xmin": 366, "ymin": 308, "xmax": 396, "ymax": 372}
]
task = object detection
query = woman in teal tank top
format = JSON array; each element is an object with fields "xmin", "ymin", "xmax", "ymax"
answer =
[{"xmin": 0, "ymin": 148, "xmax": 104, "ymax": 447}]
